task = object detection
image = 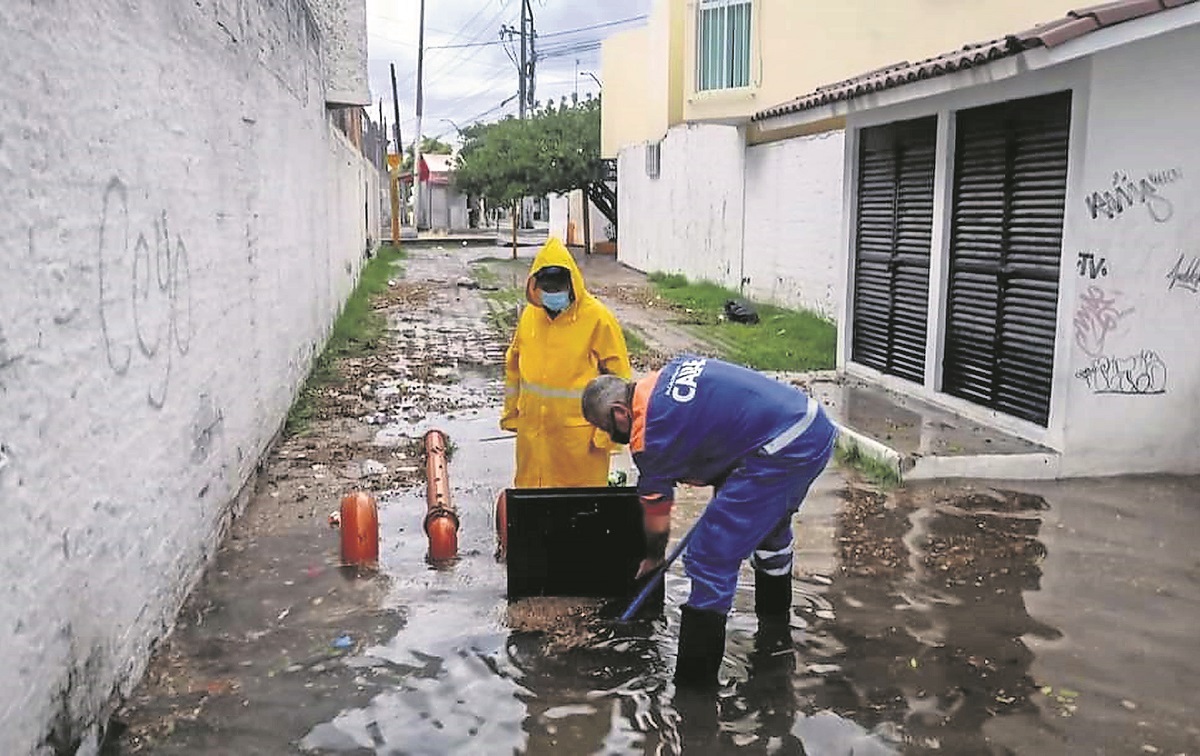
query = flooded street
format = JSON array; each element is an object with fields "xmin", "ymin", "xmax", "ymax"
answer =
[{"xmin": 114, "ymin": 246, "xmax": 1200, "ymax": 755}]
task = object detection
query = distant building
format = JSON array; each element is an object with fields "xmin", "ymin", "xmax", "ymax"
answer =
[{"xmin": 417, "ymin": 154, "xmax": 469, "ymax": 231}]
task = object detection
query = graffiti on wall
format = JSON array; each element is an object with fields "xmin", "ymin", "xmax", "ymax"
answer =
[
  {"xmin": 1166, "ymin": 253, "xmax": 1200, "ymax": 294},
  {"xmin": 1076, "ymin": 251, "xmax": 1109, "ymax": 280},
  {"xmin": 98, "ymin": 177, "xmax": 193, "ymax": 409},
  {"xmin": 1084, "ymin": 169, "xmax": 1182, "ymax": 223},
  {"xmin": 1075, "ymin": 350, "xmax": 1167, "ymax": 395},
  {"xmin": 1073, "ymin": 286, "xmax": 1133, "ymax": 358}
]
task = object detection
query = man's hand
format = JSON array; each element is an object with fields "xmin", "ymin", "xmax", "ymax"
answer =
[{"xmin": 635, "ymin": 557, "xmax": 665, "ymax": 581}]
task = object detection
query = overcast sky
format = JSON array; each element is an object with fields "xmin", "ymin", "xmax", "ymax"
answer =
[{"xmin": 366, "ymin": 0, "xmax": 651, "ymax": 148}]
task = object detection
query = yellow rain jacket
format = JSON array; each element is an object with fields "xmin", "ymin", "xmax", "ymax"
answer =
[{"xmin": 502, "ymin": 238, "xmax": 631, "ymax": 488}]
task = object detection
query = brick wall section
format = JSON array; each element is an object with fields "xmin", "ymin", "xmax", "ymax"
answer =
[{"xmin": 0, "ymin": 0, "xmax": 374, "ymax": 751}]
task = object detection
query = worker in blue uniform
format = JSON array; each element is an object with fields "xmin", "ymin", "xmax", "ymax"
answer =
[{"xmin": 581, "ymin": 356, "xmax": 838, "ymax": 688}]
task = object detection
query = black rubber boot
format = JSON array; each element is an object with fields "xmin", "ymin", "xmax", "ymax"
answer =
[
  {"xmin": 754, "ymin": 570, "xmax": 792, "ymax": 620},
  {"xmin": 674, "ymin": 605, "xmax": 727, "ymax": 690}
]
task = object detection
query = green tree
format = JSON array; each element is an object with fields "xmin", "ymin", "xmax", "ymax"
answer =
[{"xmin": 453, "ymin": 98, "xmax": 601, "ymax": 255}]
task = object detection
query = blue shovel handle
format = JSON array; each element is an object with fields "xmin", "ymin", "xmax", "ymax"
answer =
[{"xmin": 620, "ymin": 525, "xmax": 697, "ymax": 622}]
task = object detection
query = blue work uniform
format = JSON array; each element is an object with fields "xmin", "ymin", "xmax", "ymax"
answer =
[{"xmin": 631, "ymin": 356, "xmax": 838, "ymax": 614}]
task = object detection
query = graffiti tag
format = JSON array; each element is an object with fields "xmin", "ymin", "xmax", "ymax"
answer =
[
  {"xmin": 98, "ymin": 177, "xmax": 193, "ymax": 409},
  {"xmin": 1073, "ymin": 286, "xmax": 1132, "ymax": 358},
  {"xmin": 1076, "ymin": 251, "xmax": 1109, "ymax": 280},
  {"xmin": 1166, "ymin": 253, "xmax": 1200, "ymax": 294},
  {"xmin": 1075, "ymin": 350, "xmax": 1167, "ymax": 395},
  {"xmin": 1085, "ymin": 169, "xmax": 1181, "ymax": 224}
]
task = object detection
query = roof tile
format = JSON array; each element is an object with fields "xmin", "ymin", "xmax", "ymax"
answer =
[{"xmin": 753, "ymin": 0, "xmax": 1196, "ymax": 121}]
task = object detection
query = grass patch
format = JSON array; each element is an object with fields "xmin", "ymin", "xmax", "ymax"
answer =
[
  {"xmin": 622, "ymin": 325, "xmax": 649, "ymax": 357},
  {"xmin": 647, "ymin": 272, "xmax": 835, "ymax": 371},
  {"xmin": 285, "ymin": 244, "xmax": 407, "ymax": 435},
  {"xmin": 835, "ymin": 439, "xmax": 902, "ymax": 489}
]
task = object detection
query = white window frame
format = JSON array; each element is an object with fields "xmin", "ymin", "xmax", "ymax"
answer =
[{"xmin": 695, "ymin": 0, "xmax": 753, "ymax": 92}]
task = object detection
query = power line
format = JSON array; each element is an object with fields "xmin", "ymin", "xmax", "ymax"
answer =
[
  {"xmin": 539, "ymin": 15, "xmax": 648, "ymax": 39},
  {"xmin": 427, "ymin": 13, "xmax": 647, "ymax": 49}
]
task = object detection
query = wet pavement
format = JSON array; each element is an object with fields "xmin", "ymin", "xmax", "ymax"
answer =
[
  {"xmin": 802, "ymin": 377, "xmax": 1060, "ymax": 481},
  {"xmin": 111, "ymin": 246, "xmax": 1200, "ymax": 755}
]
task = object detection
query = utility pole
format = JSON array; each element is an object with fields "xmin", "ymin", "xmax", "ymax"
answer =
[
  {"xmin": 518, "ymin": 0, "xmax": 527, "ymax": 120},
  {"xmin": 388, "ymin": 67, "xmax": 404, "ymax": 237},
  {"xmin": 378, "ymin": 99, "xmax": 386, "ymax": 164},
  {"xmin": 527, "ymin": 0, "xmax": 537, "ymax": 112},
  {"xmin": 413, "ymin": 0, "xmax": 426, "ymax": 231}
]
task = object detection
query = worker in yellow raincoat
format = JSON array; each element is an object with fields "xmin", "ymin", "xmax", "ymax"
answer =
[{"xmin": 501, "ymin": 237, "xmax": 632, "ymax": 488}]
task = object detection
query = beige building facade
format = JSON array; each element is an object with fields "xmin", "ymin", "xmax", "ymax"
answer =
[{"xmin": 603, "ymin": 0, "xmax": 1080, "ymax": 155}]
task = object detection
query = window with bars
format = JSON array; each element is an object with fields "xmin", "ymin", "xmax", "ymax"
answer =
[{"xmin": 696, "ymin": 0, "xmax": 752, "ymax": 91}]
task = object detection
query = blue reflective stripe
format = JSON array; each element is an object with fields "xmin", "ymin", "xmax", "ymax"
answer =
[{"xmin": 760, "ymin": 396, "xmax": 819, "ymax": 455}]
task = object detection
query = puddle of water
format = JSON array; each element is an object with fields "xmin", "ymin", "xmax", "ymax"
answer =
[{"xmin": 298, "ymin": 408, "xmax": 914, "ymax": 755}]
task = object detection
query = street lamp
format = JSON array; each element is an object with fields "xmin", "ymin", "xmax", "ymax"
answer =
[
  {"xmin": 581, "ymin": 71, "xmax": 602, "ymax": 90},
  {"xmin": 441, "ymin": 118, "xmax": 463, "ymax": 136}
]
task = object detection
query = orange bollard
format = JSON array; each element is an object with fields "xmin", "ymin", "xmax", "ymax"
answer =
[
  {"xmin": 339, "ymin": 491, "xmax": 379, "ymax": 567},
  {"xmin": 423, "ymin": 429, "xmax": 460, "ymax": 562},
  {"xmin": 494, "ymin": 490, "xmax": 508, "ymax": 560}
]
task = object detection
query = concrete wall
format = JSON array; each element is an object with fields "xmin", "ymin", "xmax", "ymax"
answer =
[
  {"xmin": 1058, "ymin": 24, "xmax": 1200, "ymax": 475},
  {"xmin": 549, "ymin": 191, "xmax": 609, "ymax": 248},
  {"xmin": 743, "ymin": 131, "xmax": 845, "ymax": 318},
  {"xmin": 617, "ymin": 124, "xmax": 745, "ymax": 285},
  {"xmin": 0, "ymin": 1, "xmax": 374, "ymax": 751},
  {"xmin": 617, "ymin": 122, "xmax": 844, "ymax": 317},
  {"xmin": 307, "ymin": 0, "xmax": 371, "ymax": 106}
]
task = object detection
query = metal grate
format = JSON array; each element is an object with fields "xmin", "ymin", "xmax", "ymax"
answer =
[
  {"xmin": 852, "ymin": 116, "xmax": 938, "ymax": 384},
  {"xmin": 944, "ymin": 91, "xmax": 1071, "ymax": 426}
]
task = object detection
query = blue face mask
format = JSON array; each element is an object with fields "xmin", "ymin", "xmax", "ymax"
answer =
[{"xmin": 542, "ymin": 291, "xmax": 570, "ymax": 312}]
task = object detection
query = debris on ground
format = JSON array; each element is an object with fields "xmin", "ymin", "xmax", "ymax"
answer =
[
  {"xmin": 505, "ymin": 597, "xmax": 609, "ymax": 653},
  {"xmin": 723, "ymin": 299, "xmax": 760, "ymax": 324}
]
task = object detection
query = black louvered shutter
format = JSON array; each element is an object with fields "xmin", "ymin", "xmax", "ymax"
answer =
[
  {"xmin": 852, "ymin": 116, "xmax": 937, "ymax": 384},
  {"xmin": 944, "ymin": 91, "xmax": 1071, "ymax": 426}
]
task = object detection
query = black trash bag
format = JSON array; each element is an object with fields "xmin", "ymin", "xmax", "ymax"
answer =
[{"xmin": 724, "ymin": 299, "xmax": 760, "ymax": 325}]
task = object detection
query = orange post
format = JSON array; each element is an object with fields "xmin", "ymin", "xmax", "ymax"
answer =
[
  {"xmin": 423, "ymin": 429, "xmax": 460, "ymax": 561},
  {"xmin": 340, "ymin": 491, "xmax": 379, "ymax": 567},
  {"xmin": 494, "ymin": 490, "xmax": 508, "ymax": 560}
]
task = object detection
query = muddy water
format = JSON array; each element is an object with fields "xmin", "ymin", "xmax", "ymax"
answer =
[{"xmin": 115, "ymin": 248, "xmax": 1200, "ymax": 754}]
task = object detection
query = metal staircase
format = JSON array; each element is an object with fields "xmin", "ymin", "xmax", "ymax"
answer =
[{"xmin": 587, "ymin": 159, "xmax": 618, "ymax": 235}]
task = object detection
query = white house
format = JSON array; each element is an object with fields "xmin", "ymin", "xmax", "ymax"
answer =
[
  {"xmin": 753, "ymin": 0, "xmax": 1200, "ymax": 476},
  {"xmin": 416, "ymin": 153, "xmax": 469, "ymax": 232}
]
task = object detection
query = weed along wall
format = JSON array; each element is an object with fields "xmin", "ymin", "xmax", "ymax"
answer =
[
  {"xmin": 0, "ymin": 1, "xmax": 375, "ymax": 751},
  {"xmin": 1060, "ymin": 24, "xmax": 1200, "ymax": 475}
]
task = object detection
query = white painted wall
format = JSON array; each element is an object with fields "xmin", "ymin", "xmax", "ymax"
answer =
[
  {"xmin": 308, "ymin": 0, "xmax": 371, "ymax": 106},
  {"xmin": 0, "ymin": 1, "xmax": 375, "ymax": 751},
  {"xmin": 743, "ymin": 132, "xmax": 845, "ymax": 318},
  {"xmin": 550, "ymin": 190, "xmax": 614, "ymax": 249},
  {"xmin": 617, "ymin": 124, "xmax": 745, "ymax": 285},
  {"xmin": 549, "ymin": 194, "xmax": 570, "ymax": 240},
  {"xmin": 1057, "ymin": 24, "xmax": 1200, "ymax": 476}
]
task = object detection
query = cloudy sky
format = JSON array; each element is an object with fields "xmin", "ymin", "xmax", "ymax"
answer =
[{"xmin": 366, "ymin": 0, "xmax": 651, "ymax": 148}]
